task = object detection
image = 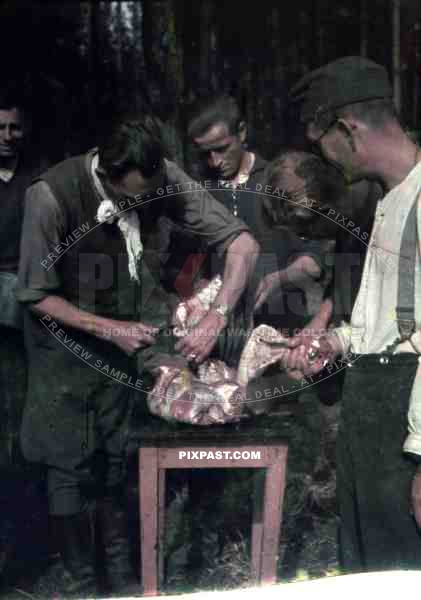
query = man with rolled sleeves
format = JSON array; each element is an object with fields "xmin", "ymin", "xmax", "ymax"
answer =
[
  {"xmin": 286, "ymin": 56, "xmax": 421, "ymax": 571},
  {"xmin": 16, "ymin": 114, "xmax": 258, "ymax": 596}
]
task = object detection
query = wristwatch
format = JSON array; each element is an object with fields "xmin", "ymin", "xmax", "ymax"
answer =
[{"xmin": 212, "ymin": 303, "xmax": 231, "ymax": 320}]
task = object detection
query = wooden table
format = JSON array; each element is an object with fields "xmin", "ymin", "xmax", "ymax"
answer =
[{"xmin": 130, "ymin": 412, "xmax": 292, "ymax": 596}]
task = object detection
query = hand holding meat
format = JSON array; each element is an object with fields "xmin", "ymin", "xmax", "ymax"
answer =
[
  {"xmin": 172, "ymin": 274, "xmax": 224, "ymax": 363},
  {"xmin": 281, "ymin": 332, "xmax": 342, "ymax": 380}
]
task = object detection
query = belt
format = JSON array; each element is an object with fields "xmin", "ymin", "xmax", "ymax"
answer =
[{"xmin": 347, "ymin": 352, "xmax": 420, "ymax": 369}]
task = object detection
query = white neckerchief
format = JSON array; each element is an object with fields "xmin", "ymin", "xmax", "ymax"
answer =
[{"xmin": 91, "ymin": 153, "xmax": 143, "ymax": 283}]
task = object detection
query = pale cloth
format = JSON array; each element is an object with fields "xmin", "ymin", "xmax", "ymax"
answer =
[
  {"xmin": 334, "ymin": 161, "xmax": 421, "ymax": 455},
  {"xmin": 91, "ymin": 153, "xmax": 143, "ymax": 282},
  {"xmin": 0, "ymin": 157, "xmax": 18, "ymax": 183}
]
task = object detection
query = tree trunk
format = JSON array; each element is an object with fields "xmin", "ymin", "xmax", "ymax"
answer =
[
  {"xmin": 360, "ymin": 0, "xmax": 368, "ymax": 57},
  {"xmin": 198, "ymin": 0, "xmax": 218, "ymax": 94},
  {"xmin": 392, "ymin": 0, "xmax": 401, "ymax": 114},
  {"xmin": 142, "ymin": 0, "xmax": 184, "ymax": 163}
]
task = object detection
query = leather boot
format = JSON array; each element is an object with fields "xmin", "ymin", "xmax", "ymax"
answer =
[
  {"xmin": 97, "ymin": 492, "xmax": 140, "ymax": 596},
  {"xmin": 52, "ymin": 512, "xmax": 98, "ymax": 597}
]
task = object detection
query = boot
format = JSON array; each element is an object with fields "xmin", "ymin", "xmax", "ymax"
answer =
[
  {"xmin": 97, "ymin": 492, "xmax": 140, "ymax": 596},
  {"xmin": 52, "ymin": 512, "xmax": 98, "ymax": 598}
]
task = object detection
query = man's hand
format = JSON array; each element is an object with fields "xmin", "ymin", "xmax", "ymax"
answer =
[
  {"xmin": 411, "ymin": 467, "xmax": 421, "ymax": 529},
  {"xmin": 108, "ymin": 321, "xmax": 159, "ymax": 356},
  {"xmin": 281, "ymin": 333, "xmax": 342, "ymax": 380},
  {"xmin": 175, "ymin": 309, "xmax": 226, "ymax": 365},
  {"xmin": 254, "ymin": 256, "xmax": 322, "ymax": 313},
  {"xmin": 280, "ymin": 298, "xmax": 334, "ymax": 379},
  {"xmin": 171, "ymin": 292, "xmax": 208, "ymax": 333},
  {"xmin": 29, "ymin": 296, "xmax": 159, "ymax": 356}
]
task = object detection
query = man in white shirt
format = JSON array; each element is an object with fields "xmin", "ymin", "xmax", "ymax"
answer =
[{"xmin": 286, "ymin": 56, "xmax": 421, "ymax": 571}]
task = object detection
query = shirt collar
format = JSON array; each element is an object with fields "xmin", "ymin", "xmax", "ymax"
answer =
[
  {"xmin": 0, "ymin": 157, "xmax": 19, "ymax": 183},
  {"xmin": 218, "ymin": 152, "xmax": 255, "ymax": 189}
]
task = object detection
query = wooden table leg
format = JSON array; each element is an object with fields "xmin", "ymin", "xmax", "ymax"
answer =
[
  {"xmin": 251, "ymin": 469, "xmax": 264, "ymax": 582},
  {"xmin": 158, "ymin": 468, "xmax": 166, "ymax": 588},
  {"xmin": 260, "ymin": 446, "xmax": 288, "ymax": 584},
  {"xmin": 139, "ymin": 447, "xmax": 159, "ymax": 596}
]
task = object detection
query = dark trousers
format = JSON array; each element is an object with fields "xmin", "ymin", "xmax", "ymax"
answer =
[
  {"xmin": 0, "ymin": 328, "xmax": 27, "ymax": 543},
  {"xmin": 21, "ymin": 348, "xmax": 135, "ymax": 516},
  {"xmin": 337, "ymin": 354, "xmax": 421, "ymax": 572},
  {"xmin": 45, "ymin": 376, "xmax": 132, "ymax": 516},
  {"xmin": 0, "ymin": 328, "xmax": 26, "ymax": 466}
]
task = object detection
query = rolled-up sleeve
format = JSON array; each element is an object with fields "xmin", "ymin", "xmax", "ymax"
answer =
[
  {"xmin": 16, "ymin": 181, "xmax": 65, "ymax": 304},
  {"xmin": 164, "ymin": 160, "xmax": 250, "ymax": 254},
  {"xmin": 404, "ymin": 371, "xmax": 421, "ymax": 459}
]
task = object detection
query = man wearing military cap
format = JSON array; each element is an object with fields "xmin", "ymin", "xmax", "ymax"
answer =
[{"xmin": 285, "ymin": 56, "xmax": 421, "ymax": 571}]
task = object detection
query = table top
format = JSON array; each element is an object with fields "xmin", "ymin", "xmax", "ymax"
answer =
[{"xmin": 128, "ymin": 403, "xmax": 296, "ymax": 449}]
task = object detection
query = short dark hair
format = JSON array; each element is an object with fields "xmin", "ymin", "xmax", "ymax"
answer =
[
  {"xmin": 262, "ymin": 150, "xmax": 346, "ymax": 238},
  {"xmin": 99, "ymin": 115, "xmax": 164, "ymax": 179},
  {"xmin": 315, "ymin": 98, "xmax": 398, "ymax": 134},
  {"xmin": 186, "ymin": 95, "xmax": 243, "ymax": 139},
  {"xmin": 336, "ymin": 98, "xmax": 398, "ymax": 129},
  {"xmin": 0, "ymin": 87, "xmax": 26, "ymax": 114}
]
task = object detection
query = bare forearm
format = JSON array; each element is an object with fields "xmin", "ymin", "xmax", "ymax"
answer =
[
  {"xmin": 30, "ymin": 295, "xmax": 119, "ymax": 342},
  {"xmin": 307, "ymin": 297, "xmax": 333, "ymax": 331},
  {"xmin": 32, "ymin": 295, "xmax": 159, "ymax": 354},
  {"xmin": 275, "ymin": 256, "xmax": 321, "ymax": 289},
  {"xmin": 214, "ymin": 232, "xmax": 259, "ymax": 308}
]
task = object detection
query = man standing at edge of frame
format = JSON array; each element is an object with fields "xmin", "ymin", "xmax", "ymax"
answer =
[
  {"xmin": 0, "ymin": 87, "xmax": 47, "ymax": 580},
  {"xmin": 285, "ymin": 56, "xmax": 421, "ymax": 571}
]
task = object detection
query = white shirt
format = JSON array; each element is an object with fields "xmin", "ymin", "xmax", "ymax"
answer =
[{"xmin": 335, "ymin": 161, "xmax": 421, "ymax": 455}]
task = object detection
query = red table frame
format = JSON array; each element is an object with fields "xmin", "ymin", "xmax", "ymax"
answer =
[{"xmin": 138, "ymin": 441, "xmax": 288, "ymax": 596}]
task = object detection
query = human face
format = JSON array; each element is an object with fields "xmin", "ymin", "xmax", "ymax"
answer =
[
  {"xmin": 269, "ymin": 167, "xmax": 339, "ymax": 239},
  {"xmin": 192, "ymin": 121, "xmax": 246, "ymax": 180},
  {"xmin": 0, "ymin": 107, "xmax": 25, "ymax": 159},
  {"xmin": 306, "ymin": 118, "xmax": 357, "ymax": 183}
]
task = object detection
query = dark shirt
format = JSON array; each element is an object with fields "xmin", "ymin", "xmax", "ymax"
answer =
[
  {"xmin": 202, "ymin": 154, "xmax": 268, "ymax": 230},
  {"xmin": 17, "ymin": 156, "xmax": 248, "ymax": 307},
  {"xmin": 160, "ymin": 152, "xmax": 326, "ymax": 332},
  {"xmin": 0, "ymin": 155, "xmax": 46, "ymax": 273},
  {"xmin": 159, "ymin": 154, "xmax": 267, "ymax": 294},
  {"xmin": 16, "ymin": 154, "xmax": 250, "ymax": 361},
  {"xmin": 206, "ymin": 153, "xmax": 325, "ymax": 333},
  {"xmin": 251, "ymin": 231, "xmax": 327, "ymax": 333}
]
